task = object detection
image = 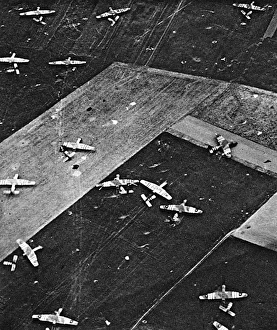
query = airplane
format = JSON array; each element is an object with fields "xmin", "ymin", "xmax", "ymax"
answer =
[
  {"xmin": 160, "ymin": 199, "xmax": 203, "ymax": 215},
  {"xmin": 0, "ymin": 174, "xmax": 35, "ymax": 195},
  {"xmin": 199, "ymin": 284, "xmax": 248, "ymax": 301},
  {"xmin": 60, "ymin": 138, "xmax": 96, "ymax": 153},
  {"xmin": 96, "ymin": 7, "xmax": 131, "ymax": 26},
  {"xmin": 0, "ymin": 53, "xmax": 29, "ymax": 75},
  {"xmin": 207, "ymin": 134, "xmax": 237, "ymax": 158},
  {"xmin": 219, "ymin": 302, "xmax": 236, "ymax": 317},
  {"xmin": 213, "ymin": 321, "xmax": 229, "ymax": 330},
  {"xmin": 3, "ymin": 255, "xmax": 18, "ymax": 271},
  {"xmin": 32, "ymin": 308, "xmax": 78, "ymax": 325},
  {"xmin": 16, "ymin": 239, "xmax": 42, "ymax": 267},
  {"xmin": 233, "ymin": 2, "xmax": 271, "ymax": 20},
  {"xmin": 49, "ymin": 57, "xmax": 86, "ymax": 66},
  {"xmin": 96, "ymin": 174, "xmax": 139, "ymax": 194},
  {"xmin": 140, "ymin": 179, "xmax": 172, "ymax": 207},
  {"xmin": 19, "ymin": 7, "xmax": 55, "ymax": 25}
]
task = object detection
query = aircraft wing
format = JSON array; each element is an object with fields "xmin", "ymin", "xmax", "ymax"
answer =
[
  {"xmin": 49, "ymin": 60, "xmax": 67, "ymax": 65},
  {"xmin": 16, "ymin": 179, "xmax": 36, "ymax": 185},
  {"xmin": 77, "ymin": 143, "xmax": 95, "ymax": 151},
  {"xmin": 96, "ymin": 11, "xmax": 113, "ymax": 18},
  {"xmin": 68, "ymin": 60, "xmax": 86, "ymax": 65},
  {"xmin": 199, "ymin": 291, "xmax": 223, "ymax": 300},
  {"xmin": 20, "ymin": 9, "xmax": 55, "ymax": 16},
  {"xmin": 0, "ymin": 179, "xmax": 12, "ymax": 186},
  {"xmin": 19, "ymin": 11, "xmax": 37, "ymax": 16},
  {"xmin": 112, "ymin": 8, "xmax": 131, "ymax": 14},
  {"xmin": 140, "ymin": 180, "xmax": 172, "ymax": 200},
  {"xmin": 223, "ymin": 291, "xmax": 248, "ymax": 299},
  {"xmin": 233, "ymin": 3, "xmax": 249, "ymax": 9},
  {"xmin": 62, "ymin": 142, "xmax": 76, "ymax": 149},
  {"xmin": 16, "ymin": 239, "xmax": 39, "ymax": 266}
]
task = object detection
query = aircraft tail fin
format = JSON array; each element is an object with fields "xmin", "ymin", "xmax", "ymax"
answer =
[
  {"xmin": 3, "ymin": 190, "xmax": 19, "ymax": 195},
  {"xmin": 141, "ymin": 194, "xmax": 155, "ymax": 207}
]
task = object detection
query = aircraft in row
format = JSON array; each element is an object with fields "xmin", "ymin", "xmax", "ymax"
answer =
[
  {"xmin": 233, "ymin": 1, "xmax": 272, "ymax": 21},
  {"xmin": 0, "ymin": 139, "xmax": 95, "ymax": 194},
  {"xmin": 18, "ymin": 5, "xmax": 130, "ymax": 27},
  {"xmin": 97, "ymin": 176, "xmax": 203, "ymax": 219},
  {"xmin": 0, "ymin": 53, "xmax": 87, "ymax": 74}
]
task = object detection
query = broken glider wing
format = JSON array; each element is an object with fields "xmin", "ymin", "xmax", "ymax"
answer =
[{"xmin": 140, "ymin": 179, "xmax": 172, "ymax": 200}]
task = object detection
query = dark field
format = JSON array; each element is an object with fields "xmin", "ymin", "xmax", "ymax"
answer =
[
  {"xmin": 0, "ymin": 0, "xmax": 276, "ymax": 148},
  {"xmin": 0, "ymin": 133, "xmax": 276, "ymax": 329}
]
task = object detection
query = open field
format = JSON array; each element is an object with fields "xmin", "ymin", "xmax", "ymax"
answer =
[
  {"xmin": 0, "ymin": 132, "xmax": 276, "ymax": 329},
  {"xmin": 0, "ymin": 1, "xmax": 277, "ymax": 329}
]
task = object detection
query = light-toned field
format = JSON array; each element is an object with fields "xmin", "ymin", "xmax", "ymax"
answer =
[
  {"xmin": 1, "ymin": 62, "xmax": 276, "ymax": 261},
  {"xmin": 0, "ymin": 62, "xmax": 226, "ymax": 261},
  {"xmin": 233, "ymin": 193, "xmax": 277, "ymax": 251}
]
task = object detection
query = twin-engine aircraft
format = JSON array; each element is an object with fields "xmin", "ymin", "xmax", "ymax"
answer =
[
  {"xmin": 96, "ymin": 7, "xmax": 131, "ymax": 26},
  {"xmin": 233, "ymin": 2, "xmax": 271, "ymax": 20},
  {"xmin": 199, "ymin": 284, "xmax": 248, "ymax": 301},
  {"xmin": 19, "ymin": 7, "xmax": 55, "ymax": 25},
  {"xmin": 96, "ymin": 174, "xmax": 139, "ymax": 194},
  {"xmin": 0, "ymin": 53, "xmax": 29, "ymax": 74},
  {"xmin": 32, "ymin": 308, "xmax": 78, "ymax": 326},
  {"xmin": 49, "ymin": 57, "xmax": 86, "ymax": 66},
  {"xmin": 160, "ymin": 199, "xmax": 203, "ymax": 215},
  {"xmin": 208, "ymin": 134, "xmax": 237, "ymax": 158},
  {"xmin": 140, "ymin": 179, "xmax": 172, "ymax": 207},
  {"xmin": 16, "ymin": 239, "xmax": 42, "ymax": 267},
  {"xmin": 0, "ymin": 174, "xmax": 35, "ymax": 195}
]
